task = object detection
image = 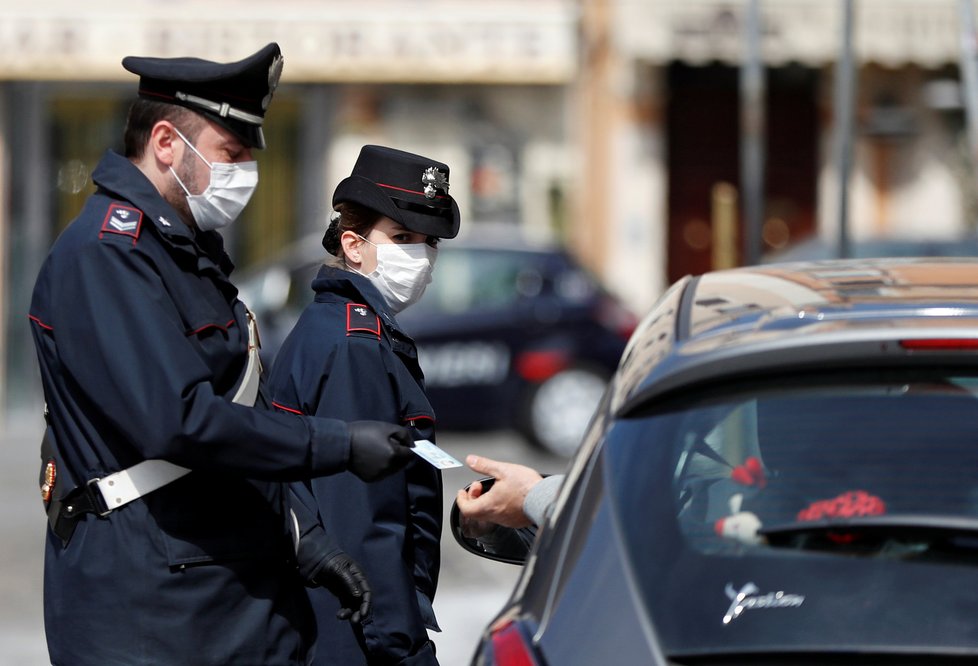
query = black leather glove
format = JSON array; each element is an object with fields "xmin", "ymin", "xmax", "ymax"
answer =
[
  {"xmin": 315, "ymin": 551, "xmax": 372, "ymax": 623},
  {"xmin": 348, "ymin": 421, "xmax": 415, "ymax": 482}
]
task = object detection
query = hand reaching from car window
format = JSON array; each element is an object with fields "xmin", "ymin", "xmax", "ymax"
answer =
[{"xmin": 456, "ymin": 455, "xmax": 544, "ymax": 529}]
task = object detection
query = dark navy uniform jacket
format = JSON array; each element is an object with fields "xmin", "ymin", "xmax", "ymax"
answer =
[
  {"xmin": 268, "ymin": 266, "xmax": 442, "ymax": 666},
  {"xmin": 29, "ymin": 151, "xmax": 352, "ymax": 666}
]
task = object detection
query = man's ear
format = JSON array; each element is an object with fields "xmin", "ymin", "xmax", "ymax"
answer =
[
  {"xmin": 340, "ymin": 230, "xmax": 363, "ymax": 267},
  {"xmin": 149, "ymin": 121, "xmax": 179, "ymax": 168}
]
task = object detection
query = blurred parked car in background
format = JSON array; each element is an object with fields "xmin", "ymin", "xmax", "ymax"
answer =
[
  {"xmin": 237, "ymin": 226, "xmax": 637, "ymax": 457},
  {"xmin": 762, "ymin": 234, "xmax": 978, "ymax": 263},
  {"xmin": 454, "ymin": 257, "xmax": 978, "ymax": 665}
]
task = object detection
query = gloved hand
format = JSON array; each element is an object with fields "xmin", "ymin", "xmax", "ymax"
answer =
[
  {"xmin": 347, "ymin": 421, "xmax": 415, "ymax": 482},
  {"xmin": 315, "ymin": 551, "xmax": 372, "ymax": 623}
]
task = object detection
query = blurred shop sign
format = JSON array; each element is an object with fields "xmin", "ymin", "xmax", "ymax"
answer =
[
  {"xmin": 619, "ymin": 0, "xmax": 963, "ymax": 68},
  {"xmin": 0, "ymin": 0, "xmax": 577, "ymax": 83}
]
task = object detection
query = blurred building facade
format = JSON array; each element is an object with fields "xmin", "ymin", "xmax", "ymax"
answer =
[
  {"xmin": 0, "ymin": 0, "xmax": 975, "ymax": 418},
  {"xmin": 598, "ymin": 0, "xmax": 977, "ymax": 294}
]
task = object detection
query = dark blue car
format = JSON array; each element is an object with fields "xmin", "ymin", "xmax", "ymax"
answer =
[
  {"xmin": 238, "ymin": 229, "xmax": 636, "ymax": 456},
  {"xmin": 453, "ymin": 257, "xmax": 978, "ymax": 665}
]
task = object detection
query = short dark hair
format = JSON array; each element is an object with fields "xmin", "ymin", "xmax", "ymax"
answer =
[{"xmin": 122, "ymin": 98, "xmax": 204, "ymax": 159}]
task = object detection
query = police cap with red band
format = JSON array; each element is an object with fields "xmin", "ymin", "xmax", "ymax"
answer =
[
  {"xmin": 121, "ymin": 43, "xmax": 283, "ymax": 150},
  {"xmin": 332, "ymin": 145, "xmax": 461, "ymax": 239}
]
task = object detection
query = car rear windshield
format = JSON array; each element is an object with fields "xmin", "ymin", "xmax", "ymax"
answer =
[{"xmin": 603, "ymin": 369, "xmax": 978, "ymax": 656}]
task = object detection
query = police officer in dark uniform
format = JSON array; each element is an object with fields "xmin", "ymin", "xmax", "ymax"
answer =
[
  {"xmin": 28, "ymin": 44, "xmax": 416, "ymax": 666},
  {"xmin": 267, "ymin": 146, "xmax": 460, "ymax": 665}
]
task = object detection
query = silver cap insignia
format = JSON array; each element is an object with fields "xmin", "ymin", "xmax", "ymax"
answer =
[
  {"xmin": 263, "ymin": 55, "xmax": 284, "ymax": 111},
  {"xmin": 421, "ymin": 167, "xmax": 449, "ymax": 200}
]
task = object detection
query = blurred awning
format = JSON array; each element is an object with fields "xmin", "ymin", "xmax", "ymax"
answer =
[
  {"xmin": 3, "ymin": 1, "xmax": 970, "ymax": 83},
  {"xmin": 0, "ymin": 0, "xmax": 578, "ymax": 84},
  {"xmin": 618, "ymin": 0, "xmax": 967, "ymax": 68}
]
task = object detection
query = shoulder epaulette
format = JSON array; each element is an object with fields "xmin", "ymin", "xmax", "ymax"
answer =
[
  {"xmin": 98, "ymin": 203, "xmax": 143, "ymax": 245},
  {"xmin": 346, "ymin": 303, "xmax": 381, "ymax": 339}
]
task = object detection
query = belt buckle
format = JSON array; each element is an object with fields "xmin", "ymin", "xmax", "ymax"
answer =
[{"xmin": 85, "ymin": 477, "xmax": 113, "ymax": 517}]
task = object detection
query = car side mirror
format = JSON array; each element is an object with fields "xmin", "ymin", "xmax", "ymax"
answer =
[{"xmin": 450, "ymin": 477, "xmax": 536, "ymax": 565}]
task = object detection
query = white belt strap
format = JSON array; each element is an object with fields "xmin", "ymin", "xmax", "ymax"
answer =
[
  {"xmin": 231, "ymin": 308, "xmax": 263, "ymax": 406},
  {"xmin": 93, "ymin": 459, "xmax": 191, "ymax": 513},
  {"xmin": 93, "ymin": 309, "xmax": 263, "ymax": 512}
]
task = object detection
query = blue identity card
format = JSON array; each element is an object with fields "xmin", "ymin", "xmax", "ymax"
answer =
[{"xmin": 412, "ymin": 439, "xmax": 463, "ymax": 469}]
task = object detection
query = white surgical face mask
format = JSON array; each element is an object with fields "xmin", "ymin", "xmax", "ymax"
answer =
[
  {"xmin": 169, "ymin": 127, "xmax": 258, "ymax": 231},
  {"xmin": 356, "ymin": 236, "xmax": 437, "ymax": 313}
]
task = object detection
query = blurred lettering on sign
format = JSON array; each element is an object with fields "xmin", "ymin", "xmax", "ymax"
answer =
[{"xmin": 0, "ymin": 2, "xmax": 576, "ymax": 83}]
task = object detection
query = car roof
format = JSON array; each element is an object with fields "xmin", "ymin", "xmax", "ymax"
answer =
[
  {"xmin": 613, "ymin": 257, "xmax": 978, "ymax": 414},
  {"xmin": 239, "ymin": 224, "xmax": 568, "ymax": 278},
  {"xmin": 446, "ymin": 223, "xmax": 566, "ymax": 254}
]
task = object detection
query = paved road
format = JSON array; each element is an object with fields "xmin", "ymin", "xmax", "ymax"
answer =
[
  {"xmin": 0, "ymin": 416, "xmax": 47, "ymax": 666},
  {"xmin": 0, "ymin": 418, "xmax": 567, "ymax": 665}
]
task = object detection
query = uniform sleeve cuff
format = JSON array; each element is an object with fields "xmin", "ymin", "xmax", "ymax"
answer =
[{"xmin": 307, "ymin": 416, "xmax": 352, "ymax": 474}]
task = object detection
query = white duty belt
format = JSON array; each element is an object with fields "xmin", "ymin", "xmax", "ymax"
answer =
[{"xmin": 91, "ymin": 309, "xmax": 263, "ymax": 513}]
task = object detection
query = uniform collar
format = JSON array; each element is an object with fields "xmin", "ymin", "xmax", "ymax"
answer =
[
  {"xmin": 312, "ymin": 265, "xmax": 403, "ymax": 329},
  {"xmin": 93, "ymin": 150, "xmax": 191, "ymax": 241},
  {"xmin": 92, "ymin": 150, "xmax": 234, "ymax": 277}
]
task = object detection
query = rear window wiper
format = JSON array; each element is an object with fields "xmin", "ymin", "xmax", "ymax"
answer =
[{"xmin": 759, "ymin": 514, "xmax": 978, "ymax": 557}]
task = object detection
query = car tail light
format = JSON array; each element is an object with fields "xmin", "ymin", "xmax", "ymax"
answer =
[
  {"xmin": 516, "ymin": 350, "xmax": 569, "ymax": 382},
  {"xmin": 899, "ymin": 338, "xmax": 978, "ymax": 350},
  {"xmin": 489, "ymin": 620, "xmax": 539, "ymax": 666}
]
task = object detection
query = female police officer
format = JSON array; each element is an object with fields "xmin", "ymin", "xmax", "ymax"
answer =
[{"xmin": 267, "ymin": 145, "xmax": 460, "ymax": 665}]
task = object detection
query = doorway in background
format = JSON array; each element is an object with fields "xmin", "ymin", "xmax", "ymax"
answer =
[{"xmin": 666, "ymin": 63, "xmax": 818, "ymax": 282}]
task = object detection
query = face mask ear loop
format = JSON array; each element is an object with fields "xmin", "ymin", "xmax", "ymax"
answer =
[
  {"xmin": 343, "ymin": 234, "xmax": 372, "ymax": 272},
  {"xmin": 171, "ymin": 125, "xmax": 213, "ymax": 170},
  {"xmin": 169, "ymin": 167, "xmax": 193, "ymax": 197},
  {"xmin": 169, "ymin": 125, "xmax": 210, "ymax": 199}
]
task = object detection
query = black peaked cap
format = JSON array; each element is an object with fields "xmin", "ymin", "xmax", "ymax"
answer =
[
  {"xmin": 332, "ymin": 145, "xmax": 461, "ymax": 239},
  {"xmin": 122, "ymin": 43, "xmax": 283, "ymax": 149}
]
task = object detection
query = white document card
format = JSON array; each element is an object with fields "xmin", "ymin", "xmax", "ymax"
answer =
[{"xmin": 412, "ymin": 439, "xmax": 464, "ymax": 469}]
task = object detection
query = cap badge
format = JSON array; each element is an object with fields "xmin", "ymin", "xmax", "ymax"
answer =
[
  {"xmin": 421, "ymin": 167, "xmax": 449, "ymax": 199},
  {"xmin": 263, "ymin": 54, "xmax": 284, "ymax": 111}
]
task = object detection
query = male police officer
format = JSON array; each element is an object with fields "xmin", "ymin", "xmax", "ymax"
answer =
[{"xmin": 28, "ymin": 43, "xmax": 414, "ymax": 665}]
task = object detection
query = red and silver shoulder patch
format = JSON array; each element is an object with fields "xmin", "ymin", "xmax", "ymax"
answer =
[
  {"xmin": 99, "ymin": 203, "xmax": 143, "ymax": 243},
  {"xmin": 346, "ymin": 303, "xmax": 381, "ymax": 338}
]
